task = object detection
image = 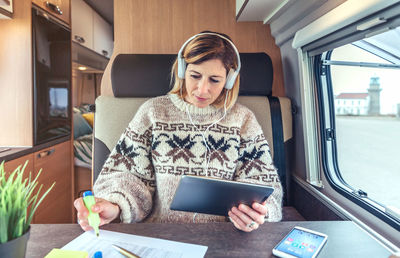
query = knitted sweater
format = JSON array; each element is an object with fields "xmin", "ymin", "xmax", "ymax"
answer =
[{"xmin": 93, "ymin": 94, "xmax": 283, "ymax": 223}]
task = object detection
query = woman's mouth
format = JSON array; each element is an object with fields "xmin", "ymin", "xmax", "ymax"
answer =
[{"xmin": 195, "ymin": 96, "xmax": 208, "ymax": 102}]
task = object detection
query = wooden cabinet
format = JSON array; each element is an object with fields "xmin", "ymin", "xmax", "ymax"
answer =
[
  {"xmin": 71, "ymin": 0, "xmax": 113, "ymax": 58},
  {"xmin": 33, "ymin": 140, "xmax": 73, "ymax": 223},
  {"xmin": 0, "ymin": 0, "xmax": 13, "ymax": 19},
  {"xmin": 2, "ymin": 141, "xmax": 73, "ymax": 223},
  {"xmin": 1, "ymin": 0, "xmax": 71, "ymax": 147},
  {"xmin": 32, "ymin": 0, "xmax": 70, "ymax": 25},
  {"xmin": 93, "ymin": 11, "xmax": 113, "ymax": 58},
  {"xmin": 3, "ymin": 153, "xmax": 34, "ymax": 177},
  {"xmin": 74, "ymin": 166, "xmax": 91, "ymax": 198},
  {"xmin": 71, "ymin": 0, "xmax": 92, "ymax": 49}
]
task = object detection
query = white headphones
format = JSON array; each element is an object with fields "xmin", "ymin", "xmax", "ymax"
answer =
[{"xmin": 177, "ymin": 32, "xmax": 241, "ymax": 90}]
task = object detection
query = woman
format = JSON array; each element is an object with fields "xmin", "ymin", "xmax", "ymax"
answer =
[{"xmin": 74, "ymin": 32, "xmax": 283, "ymax": 232}]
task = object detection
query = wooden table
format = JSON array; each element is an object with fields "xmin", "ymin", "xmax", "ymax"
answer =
[{"xmin": 26, "ymin": 221, "xmax": 392, "ymax": 257}]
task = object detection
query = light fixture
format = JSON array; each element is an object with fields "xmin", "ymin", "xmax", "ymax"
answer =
[{"xmin": 78, "ymin": 66, "xmax": 87, "ymax": 71}]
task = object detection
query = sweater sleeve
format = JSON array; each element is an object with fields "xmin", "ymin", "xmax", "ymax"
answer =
[
  {"xmin": 93, "ymin": 102, "xmax": 155, "ymax": 223},
  {"xmin": 234, "ymin": 111, "xmax": 283, "ymax": 222}
]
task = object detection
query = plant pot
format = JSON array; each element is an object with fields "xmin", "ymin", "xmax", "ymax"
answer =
[{"xmin": 0, "ymin": 226, "xmax": 30, "ymax": 258}]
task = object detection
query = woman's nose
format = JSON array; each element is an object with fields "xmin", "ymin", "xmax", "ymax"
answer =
[{"xmin": 197, "ymin": 78, "xmax": 209, "ymax": 94}]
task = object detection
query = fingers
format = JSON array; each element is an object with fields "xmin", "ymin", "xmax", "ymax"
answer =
[
  {"xmin": 229, "ymin": 206, "xmax": 259, "ymax": 232},
  {"xmin": 251, "ymin": 202, "xmax": 268, "ymax": 222},
  {"xmin": 75, "ymin": 197, "xmax": 120, "ymax": 229},
  {"xmin": 76, "ymin": 210, "xmax": 91, "ymax": 231},
  {"xmin": 238, "ymin": 203, "xmax": 266, "ymax": 225},
  {"xmin": 229, "ymin": 212, "xmax": 259, "ymax": 232},
  {"xmin": 74, "ymin": 197, "xmax": 89, "ymax": 216},
  {"xmin": 74, "ymin": 197, "xmax": 96, "ymax": 231},
  {"xmin": 228, "ymin": 202, "xmax": 269, "ymax": 232}
]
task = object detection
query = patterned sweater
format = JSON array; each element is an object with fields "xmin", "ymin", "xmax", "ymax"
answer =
[{"xmin": 93, "ymin": 94, "xmax": 283, "ymax": 223}]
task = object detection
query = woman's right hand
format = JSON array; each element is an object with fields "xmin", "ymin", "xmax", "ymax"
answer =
[{"xmin": 74, "ymin": 197, "xmax": 121, "ymax": 231}]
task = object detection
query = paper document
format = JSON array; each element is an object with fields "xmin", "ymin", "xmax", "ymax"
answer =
[{"xmin": 62, "ymin": 229, "xmax": 208, "ymax": 258}]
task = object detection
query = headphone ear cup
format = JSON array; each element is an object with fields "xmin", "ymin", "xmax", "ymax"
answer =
[
  {"xmin": 177, "ymin": 57, "xmax": 186, "ymax": 79},
  {"xmin": 225, "ymin": 69, "xmax": 237, "ymax": 90}
]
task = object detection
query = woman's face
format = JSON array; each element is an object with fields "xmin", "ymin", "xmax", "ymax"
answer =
[{"xmin": 184, "ymin": 58, "xmax": 227, "ymax": 108}]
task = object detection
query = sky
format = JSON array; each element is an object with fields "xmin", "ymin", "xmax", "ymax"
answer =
[{"xmin": 330, "ymin": 44, "xmax": 400, "ymax": 115}]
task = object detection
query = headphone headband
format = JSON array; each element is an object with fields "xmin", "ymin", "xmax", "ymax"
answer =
[{"xmin": 177, "ymin": 32, "xmax": 241, "ymax": 90}]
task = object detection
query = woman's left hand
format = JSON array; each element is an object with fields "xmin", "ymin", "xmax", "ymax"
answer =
[{"xmin": 228, "ymin": 201, "xmax": 268, "ymax": 232}]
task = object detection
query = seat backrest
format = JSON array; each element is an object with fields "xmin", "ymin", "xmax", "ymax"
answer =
[{"xmin": 93, "ymin": 53, "xmax": 292, "ymax": 191}]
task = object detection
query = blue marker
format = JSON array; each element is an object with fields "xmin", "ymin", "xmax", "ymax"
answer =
[{"xmin": 83, "ymin": 191, "xmax": 100, "ymax": 237}]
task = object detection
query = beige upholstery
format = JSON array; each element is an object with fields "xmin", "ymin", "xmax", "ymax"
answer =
[
  {"xmin": 95, "ymin": 95, "xmax": 293, "ymax": 159},
  {"xmin": 95, "ymin": 96, "xmax": 148, "ymax": 152},
  {"xmin": 237, "ymin": 96, "xmax": 292, "ymax": 157}
]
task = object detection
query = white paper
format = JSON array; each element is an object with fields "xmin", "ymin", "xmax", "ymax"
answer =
[{"xmin": 62, "ymin": 229, "xmax": 208, "ymax": 258}]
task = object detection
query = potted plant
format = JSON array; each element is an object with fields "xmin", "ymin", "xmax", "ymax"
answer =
[{"xmin": 0, "ymin": 160, "xmax": 55, "ymax": 258}]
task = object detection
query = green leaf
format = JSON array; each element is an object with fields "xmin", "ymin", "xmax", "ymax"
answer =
[{"xmin": 0, "ymin": 160, "xmax": 55, "ymax": 242}]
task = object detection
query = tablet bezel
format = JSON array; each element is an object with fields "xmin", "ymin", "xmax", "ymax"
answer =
[{"xmin": 169, "ymin": 175, "xmax": 275, "ymax": 216}]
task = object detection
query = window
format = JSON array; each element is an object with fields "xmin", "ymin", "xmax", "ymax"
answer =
[{"xmin": 315, "ymin": 25, "xmax": 400, "ymax": 229}]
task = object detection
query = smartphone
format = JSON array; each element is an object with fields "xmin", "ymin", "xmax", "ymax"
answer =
[{"xmin": 272, "ymin": 226, "xmax": 328, "ymax": 258}]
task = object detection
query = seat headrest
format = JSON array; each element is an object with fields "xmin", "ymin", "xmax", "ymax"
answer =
[{"xmin": 111, "ymin": 53, "xmax": 273, "ymax": 97}]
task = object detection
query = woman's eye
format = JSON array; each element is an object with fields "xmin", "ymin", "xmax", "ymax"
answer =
[
  {"xmin": 210, "ymin": 78, "xmax": 220, "ymax": 83},
  {"xmin": 191, "ymin": 74, "xmax": 201, "ymax": 79}
]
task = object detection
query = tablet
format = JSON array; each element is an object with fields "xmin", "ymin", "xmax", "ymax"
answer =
[
  {"xmin": 170, "ymin": 175, "xmax": 274, "ymax": 216},
  {"xmin": 272, "ymin": 226, "xmax": 328, "ymax": 258}
]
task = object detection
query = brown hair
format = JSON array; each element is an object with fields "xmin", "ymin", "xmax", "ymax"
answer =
[{"xmin": 168, "ymin": 32, "xmax": 240, "ymax": 109}]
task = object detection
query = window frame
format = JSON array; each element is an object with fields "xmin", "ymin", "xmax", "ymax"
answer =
[{"xmin": 314, "ymin": 50, "xmax": 400, "ymax": 230}]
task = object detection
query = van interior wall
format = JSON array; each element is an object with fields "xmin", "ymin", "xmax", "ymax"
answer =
[
  {"xmin": 100, "ymin": 0, "xmax": 285, "ymax": 97},
  {"xmin": 270, "ymin": 0, "xmax": 400, "ymax": 247},
  {"xmin": 72, "ymin": 70, "xmax": 102, "ymax": 106},
  {"xmin": 0, "ymin": 0, "xmax": 33, "ymax": 146},
  {"xmin": 270, "ymin": 0, "xmax": 346, "ymax": 185},
  {"xmin": 270, "ymin": 0, "xmax": 358, "ymax": 221}
]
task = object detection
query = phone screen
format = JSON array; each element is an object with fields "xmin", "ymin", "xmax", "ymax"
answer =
[{"xmin": 273, "ymin": 227, "xmax": 327, "ymax": 258}]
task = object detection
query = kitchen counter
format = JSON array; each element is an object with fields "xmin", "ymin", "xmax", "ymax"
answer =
[{"xmin": 0, "ymin": 135, "xmax": 70, "ymax": 162}]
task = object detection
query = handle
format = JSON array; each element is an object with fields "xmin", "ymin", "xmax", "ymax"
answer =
[
  {"xmin": 74, "ymin": 35, "xmax": 86, "ymax": 44},
  {"xmin": 45, "ymin": 1, "xmax": 63, "ymax": 15},
  {"xmin": 37, "ymin": 148, "xmax": 55, "ymax": 159},
  {"xmin": 102, "ymin": 50, "xmax": 108, "ymax": 56}
]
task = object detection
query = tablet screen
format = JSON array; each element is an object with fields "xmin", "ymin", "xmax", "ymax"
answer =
[{"xmin": 274, "ymin": 227, "xmax": 327, "ymax": 258}]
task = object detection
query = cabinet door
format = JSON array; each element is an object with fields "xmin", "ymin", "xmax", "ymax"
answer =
[
  {"xmin": 71, "ymin": 0, "xmax": 93, "ymax": 49},
  {"xmin": 32, "ymin": 0, "xmax": 70, "ymax": 25},
  {"xmin": 33, "ymin": 140, "xmax": 72, "ymax": 223},
  {"xmin": 3, "ymin": 153, "xmax": 34, "ymax": 178},
  {"xmin": 3, "ymin": 153, "xmax": 36, "ymax": 221},
  {"xmin": 0, "ymin": 0, "xmax": 13, "ymax": 19},
  {"xmin": 93, "ymin": 11, "xmax": 113, "ymax": 58}
]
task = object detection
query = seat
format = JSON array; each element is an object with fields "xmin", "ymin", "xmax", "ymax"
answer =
[{"xmin": 93, "ymin": 53, "xmax": 304, "ymax": 221}]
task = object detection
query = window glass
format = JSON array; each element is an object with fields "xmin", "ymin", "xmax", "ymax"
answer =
[{"xmin": 329, "ymin": 27, "xmax": 400, "ymax": 214}]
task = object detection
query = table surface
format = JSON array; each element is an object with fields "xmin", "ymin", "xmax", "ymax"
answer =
[{"xmin": 26, "ymin": 221, "xmax": 392, "ymax": 258}]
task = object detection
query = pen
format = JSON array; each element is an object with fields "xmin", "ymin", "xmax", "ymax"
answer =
[
  {"xmin": 82, "ymin": 191, "xmax": 100, "ymax": 237},
  {"xmin": 112, "ymin": 244, "xmax": 141, "ymax": 258}
]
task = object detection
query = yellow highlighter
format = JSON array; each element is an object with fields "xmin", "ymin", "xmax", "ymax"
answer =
[{"xmin": 83, "ymin": 191, "xmax": 100, "ymax": 237}]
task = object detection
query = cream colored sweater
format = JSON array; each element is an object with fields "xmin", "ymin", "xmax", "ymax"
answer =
[{"xmin": 93, "ymin": 94, "xmax": 283, "ymax": 223}]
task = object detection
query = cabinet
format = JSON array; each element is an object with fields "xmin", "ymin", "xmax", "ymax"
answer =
[
  {"xmin": 0, "ymin": 0, "xmax": 13, "ymax": 19},
  {"xmin": 71, "ymin": 0, "xmax": 113, "ymax": 58},
  {"xmin": 33, "ymin": 140, "xmax": 73, "ymax": 223},
  {"xmin": 74, "ymin": 166, "xmax": 91, "ymax": 198},
  {"xmin": 32, "ymin": 0, "xmax": 70, "ymax": 25},
  {"xmin": 235, "ymin": 0, "xmax": 292, "ymax": 23},
  {"xmin": 0, "ymin": 1, "xmax": 72, "ymax": 147},
  {"xmin": 2, "ymin": 141, "xmax": 73, "ymax": 223},
  {"xmin": 3, "ymin": 153, "xmax": 34, "ymax": 177},
  {"xmin": 71, "ymin": 0, "xmax": 92, "ymax": 49},
  {"xmin": 93, "ymin": 11, "xmax": 113, "ymax": 58}
]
